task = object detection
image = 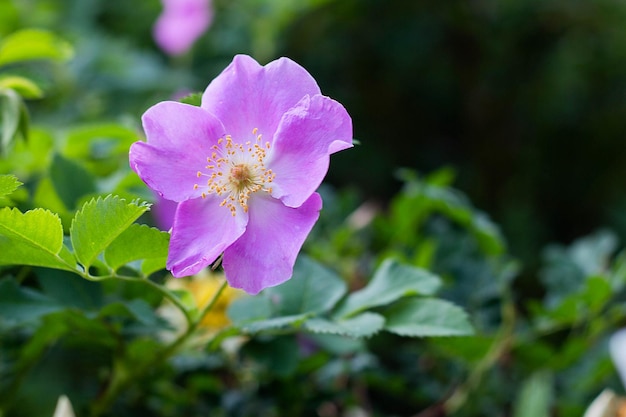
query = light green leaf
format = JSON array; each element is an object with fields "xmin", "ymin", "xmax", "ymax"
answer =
[
  {"xmin": 304, "ymin": 312, "xmax": 385, "ymax": 338},
  {"xmin": 70, "ymin": 195, "xmax": 150, "ymax": 269},
  {"xmin": 0, "ymin": 29, "xmax": 73, "ymax": 66},
  {"xmin": 0, "ymin": 75, "xmax": 43, "ymax": 99},
  {"xmin": 383, "ymin": 298, "xmax": 474, "ymax": 337},
  {"xmin": 178, "ymin": 92, "xmax": 202, "ymax": 106},
  {"xmin": 104, "ymin": 224, "xmax": 169, "ymax": 271},
  {"xmin": 0, "ymin": 87, "xmax": 21, "ymax": 153},
  {"xmin": 512, "ymin": 371, "xmax": 553, "ymax": 417},
  {"xmin": 0, "ymin": 174, "xmax": 22, "ymax": 198},
  {"xmin": 335, "ymin": 259, "xmax": 441, "ymax": 318},
  {"xmin": 0, "ymin": 207, "xmax": 75, "ymax": 270},
  {"xmin": 264, "ymin": 255, "xmax": 347, "ymax": 316}
]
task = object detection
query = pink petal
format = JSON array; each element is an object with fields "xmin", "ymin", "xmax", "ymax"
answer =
[
  {"xmin": 201, "ymin": 55, "xmax": 321, "ymax": 144},
  {"xmin": 130, "ymin": 101, "xmax": 225, "ymax": 202},
  {"xmin": 267, "ymin": 94, "xmax": 352, "ymax": 208},
  {"xmin": 222, "ymin": 193, "xmax": 323, "ymax": 294},
  {"xmin": 153, "ymin": 0, "xmax": 213, "ymax": 56},
  {"xmin": 167, "ymin": 196, "xmax": 248, "ymax": 277}
]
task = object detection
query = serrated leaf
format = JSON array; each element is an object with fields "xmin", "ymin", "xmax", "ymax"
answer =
[
  {"xmin": 335, "ymin": 259, "xmax": 442, "ymax": 318},
  {"xmin": 0, "ymin": 174, "xmax": 22, "ymax": 198},
  {"xmin": 264, "ymin": 256, "xmax": 347, "ymax": 316},
  {"xmin": 104, "ymin": 224, "xmax": 169, "ymax": 271},
  {"xmin": 0, "ymin": 75, "xmax": 43, "ymax": 99},
  {"xmin": 236, "ymin": 314, "xmax": 309, "ymax": 333},
  {"xmin": 0, "ymin": 207, "xmax": 74, "ymax": 270},
  {"xmin": 383, "ymin": 298, "xmax": 474, "ymax": 337},
  {"xmin": 178, "ymin": 92, "xmax": 202, "ymax": 106},
  {"xmin": 0, "ymin": 29, "xmax": 73, "ymax": 66},
  {"xmin": 304, "ymin": 312, "xmax": 385, "ymax": 338},
  {"xmin": 70, "ymin": 195, "xmax": 150, "ymax": 269}
]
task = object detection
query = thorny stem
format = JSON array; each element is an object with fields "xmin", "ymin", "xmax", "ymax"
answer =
[{"xmin": 90, "ymin": 279, "xmax": 228, "ymax": 417}]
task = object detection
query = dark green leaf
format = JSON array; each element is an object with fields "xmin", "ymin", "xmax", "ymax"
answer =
[
  {"xmin": 304, "ymin": 312, "xmax": 385, "ymax": 338},
  {"xmin": 264, "ymin": 256, "xmax": 347, "ymax": 316},
  {"xmin": 49, "ymin": 153, "xmax": 96, "ymax": 210},
  {"xmin": 335, "ymin": 259, "xmax": 441, "ymax": 318},
  {"xmin": 0, "ymin": 278, "xmax": 62, "ymax": 324}
]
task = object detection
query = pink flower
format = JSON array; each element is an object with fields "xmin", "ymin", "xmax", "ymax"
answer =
[
  {"xmin": 153, "ymin": 0, "xmax": 213, "ymax": 56},
  {"xmin": 129, "ymin": 55, "xmax": 353, "ymax": 294}
]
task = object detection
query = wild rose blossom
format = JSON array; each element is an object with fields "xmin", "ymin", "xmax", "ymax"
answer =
[
  {"xmin": 129, "ymin": 55, "xmax": 353, "ymax": 294},
  {"xmin": 153, "ymin": 0, "xmax": 213, "ymax": 56}
]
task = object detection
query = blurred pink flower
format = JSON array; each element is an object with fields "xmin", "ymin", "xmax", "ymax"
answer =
[{"xmin": 153, "ymin": 0, "xmax": 213, "ymax": 56}]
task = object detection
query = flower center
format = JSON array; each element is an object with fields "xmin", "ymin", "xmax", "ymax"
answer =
[{"xmin": 194, "ymin": 128, "xmax": 275, "ymax": 216}]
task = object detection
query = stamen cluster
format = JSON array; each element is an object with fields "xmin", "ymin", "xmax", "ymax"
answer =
[{"xmin": 194, "ymin": 128, "xmax": 275, "ymax": 216}]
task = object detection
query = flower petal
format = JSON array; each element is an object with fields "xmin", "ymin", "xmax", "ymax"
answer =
[
  {"xmin": 153, "ymin": 0, "xmax": 213, "ymax": 56},
  {"xmin": 267, "ymin": 94, "xmax": 352, "ymax": 208},
  {"xmin": 167, "ymin": 196, "xmax": 248, "ymax": 277},
  {"xmin": 201, "ymin": 55, "xmax": 321, "ymax": 142},
  {"xmin": 222, "ymin": 193, "xmax": 323, "ymax": 294},
  {"xmin": 130, "ymin": 101, "xmax": 225, "ymax": 202}
]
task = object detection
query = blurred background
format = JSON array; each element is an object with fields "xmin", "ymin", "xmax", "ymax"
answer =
[{"xmin": 3, "ymin": 0, "xmax": 626, "ymax": 286}]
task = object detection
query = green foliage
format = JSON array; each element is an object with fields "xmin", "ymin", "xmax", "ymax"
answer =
[
  {"xmin": 1, "ymin": 3, "xmax": 625, "ymax": 417},
  {"xmin": 0, "ymin": 207, "xmax": 74, "ymax": 270},
  {"xmin": 0, "ymin": 174, "xmax": 21, "ymax": 198},
  {"xmin": 70, "ymin": 195, "xmax": 150, "ymax": 270},
  {"xmin": 0, "ymin": 28, "xmax": 73, "ymax": 66}
]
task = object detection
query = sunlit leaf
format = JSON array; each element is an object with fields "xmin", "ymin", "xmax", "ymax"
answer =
[
  {"xmin": 70, "ymin": 195, "xmax": 150, "ymax": 269},
  {"xmin": 0, "ymin": 207, "xmax": 74, "ymax": 270},
  {"xmin": 0, "ymin": 29, "xmax": 73, "ymax": 66},
  {"xmin": 0, "ymin": 75, "xmax": 43, "ymax": 99},
  {"xmin": 0, "ymin": 174, "xmax": 21, "ymax": 198}
]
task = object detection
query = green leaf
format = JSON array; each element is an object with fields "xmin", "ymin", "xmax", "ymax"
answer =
[
  {"xmin": 383, "ymin": 298, "xmax": 474, "ymax": 337},
  {"xmin": 0, "ymin": 87, "xmax": 21, "ymax": 153},
  {"xmin": 0, "ymin": 207, "xmax": 74, "ymax": 270},
  {"xmin": 70, "ymin": 195, "xmax": 150, "ymax": 269},
  {"xmin": 242, "ymin": 336, "xmax": 300, "ymax": 377},
  {"xmin": 99, "ymin": 299, "xmax": 163, "ymax": 328},
  {"xmin": 264, "ymin": 256, "xmax": 347, "ymax": 316},
  {"xmin": 335, "ymin": 259, "xmax": 441, "ymax": 318},
  {"xmin": 0, "ymin": 174, "xmax": 22, "ymax": 198},
  {"xmin": 0, "ymin": 29, "xmax": 73, "ymax": 66},
  {"xmin": 0, "ymin": 75, "xmax": 43, "ymax": 99},
  {"xmin": 512, "ymin": 371, "xmax": 553, "ymax": 417},
  {"xmin": 104, "ymin": 224, "xmax": 169, "ymax": 271},
  {"xmin": 178, "ymin": 92, "xmax": 202, "ymax": 106},
  {"xmin": 303, "ymin": 312, "xmax": 385, "ymax": 338},
  {"xmin": 0, "ymin": 278, "xmax": 62, "ymax": 324},
  {"xmin": 49, "ymin": 153, "xmax": 97, "ymax": 210},
  {"xmin": 227, "ymin": 257, "xmax": 347, "ymax": 334},
  {"xmin": 36, "ymin": 268, "xmax": 103, "ymax": 310},
  {"xmin": 228, "ymin": 293, "xmax": 309, "ymax": 332}
]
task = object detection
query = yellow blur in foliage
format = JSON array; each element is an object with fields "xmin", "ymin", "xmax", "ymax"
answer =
[{"xmin": 186, "ymin": 272, "xmax": 242, "ymax": 330}]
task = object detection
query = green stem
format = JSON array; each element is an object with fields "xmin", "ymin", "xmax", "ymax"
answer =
[{"xmin": 90, "ymin": 280, "xmax": 228, "ymax": 417}]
